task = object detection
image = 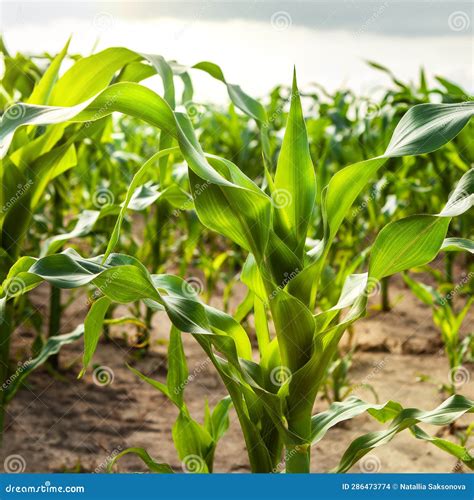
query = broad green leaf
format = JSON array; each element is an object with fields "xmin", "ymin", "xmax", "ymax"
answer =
[
  {"xmin": 176, "ymin": 113, "xmax": 271, "ymax": 258},
  {"xmin": 50, "ymin": 47, "xmax": 140, "ymax": 105},
  {"xmin": 1, "ymin": 82, "xmax": 176, "ymax": 158},
  {"xmin": 369, "ymin": 168, "xmax": 473, "ymax": 280},
  {"xmin": 369, "ymin": 215, "xmax": 450, "ymax": 280},
  {"xmin": 384, "ymin": 102, "xmax": 474, "ymax": 157},
  {"xmin": 92, "ymin": 266, "xmax": 160, "ymax": 303},
  {"xmin": 30, "ymin": 144, "xmax": 77, "ymax": 208},
  {"xmin": 324, "ymin": 158, "xmax": 386, "ymax": 241}
]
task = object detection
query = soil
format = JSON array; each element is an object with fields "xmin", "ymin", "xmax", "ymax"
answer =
[{"xmin": 1, "ymin": 272, "xmax": 473, "ymax": 474}]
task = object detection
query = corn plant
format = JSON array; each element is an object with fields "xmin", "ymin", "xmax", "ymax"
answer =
[
  {"xmin": 2, "ymin": 47, "xmax": 474, "ymax": 472},
  {"xmin": 403, "ymin": 256, "xmax": 473, "ymax": 394}
]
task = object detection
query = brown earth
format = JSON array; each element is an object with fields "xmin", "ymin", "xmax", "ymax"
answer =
[{"xmin": 1, "ymin": 273, "xmax": 473, "ymax": 474}]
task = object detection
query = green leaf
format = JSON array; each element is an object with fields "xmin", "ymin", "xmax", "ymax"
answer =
[
  {"xmin": 107, "ymin": 447, "xmax": 174, "ymax": 473},
  {"xmin": 193, "ymin": 61, "xmax": 267, "ymax": 124},
  {"xmin": 439, "ymin": 168, "xmax": 474, "ymax": 217},
  {"xmin": 205, "ymin": 396, "xmax": 232, "ymax": 442},
  {"xmin": 28, "ymin": 38, "xmax": 70, "ymax": 105},
  {"xmin": 384, "ymin": 102, "xmax": 474, "ymax": 157},
  {"xmin": 336, "ymin": 395, "xmax": 474, "ymax": 472},
  {"xmin": 4, "ymin": 324, "xmax": 83, "ymax": 403},
  {"xmin": 50, "ymin": 47, "xmax": 140, "ymax": 106},
  {"xmin": 127, "ymin": 364, "xmax": 170, "ymax": 400},
  {"xmin": 369, "ymin": 216, "xmax": 450, "ymax": 280},
  {"xmin": 310, "ymin": 397, "xmax": 402, "ymax": 445},
  {"xmin": 167, "ymin": 326, "xmax": 189, "ymax": 408},
  {"xmin": 369, "ymin": 168, "xmax": 473, "ymax": 280},
  {"xmin": 402, "ymin": 273, "xmax": 437, "ymax": 306},
  {"xmin": 273, "ymin": 70, "xmax": 316, "ymax": 256},
  {"xmin": 92, "ymin": 266, "xmax": 160, "ymax": 303},
  {"xmin": 172, "ymin": 412, "xmax": 213, "ymax": 473},
  {"xmin": 441, "ymin": 237, "xmax": 474, "ymax": 254},
  {"xmin": 80, "ymin": 297, "xmax": 111, "ymax": 376}
]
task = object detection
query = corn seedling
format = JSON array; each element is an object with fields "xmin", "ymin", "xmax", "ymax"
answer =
[{"xmin": 403, "ymin": 256, "xmax": 473, "ymax": 395}]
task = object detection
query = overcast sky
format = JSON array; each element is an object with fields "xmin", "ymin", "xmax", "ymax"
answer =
[{"xmin": 1, "ymin": 1, "xmax": 472, "ymax": 101}]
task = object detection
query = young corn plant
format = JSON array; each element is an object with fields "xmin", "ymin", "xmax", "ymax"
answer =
[
  {"xmin": 403, "ymin": 258, "xmax": 473, "ymax": 395},
  {"xmin": 1, "ymin": 47, "xmax": 474, "ymax": 472},
  {"xmin": 0, "ymin": 44, "xmax": 249, "ymax": 438}
]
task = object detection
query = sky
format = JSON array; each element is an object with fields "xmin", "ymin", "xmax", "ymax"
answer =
[{"xmin": 0, "ymin": 1, "xmax": 472, "ymax": 102}]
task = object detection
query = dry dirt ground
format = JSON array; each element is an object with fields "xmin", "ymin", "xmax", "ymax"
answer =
[{"xmin": 1, "ymin": 273, "xmax": 473, "ymax": 474}]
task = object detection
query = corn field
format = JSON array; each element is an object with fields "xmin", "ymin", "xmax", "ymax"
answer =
[{"xmin": 0, "ymin": 38, "xmax": 473, "ymax": 476}]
